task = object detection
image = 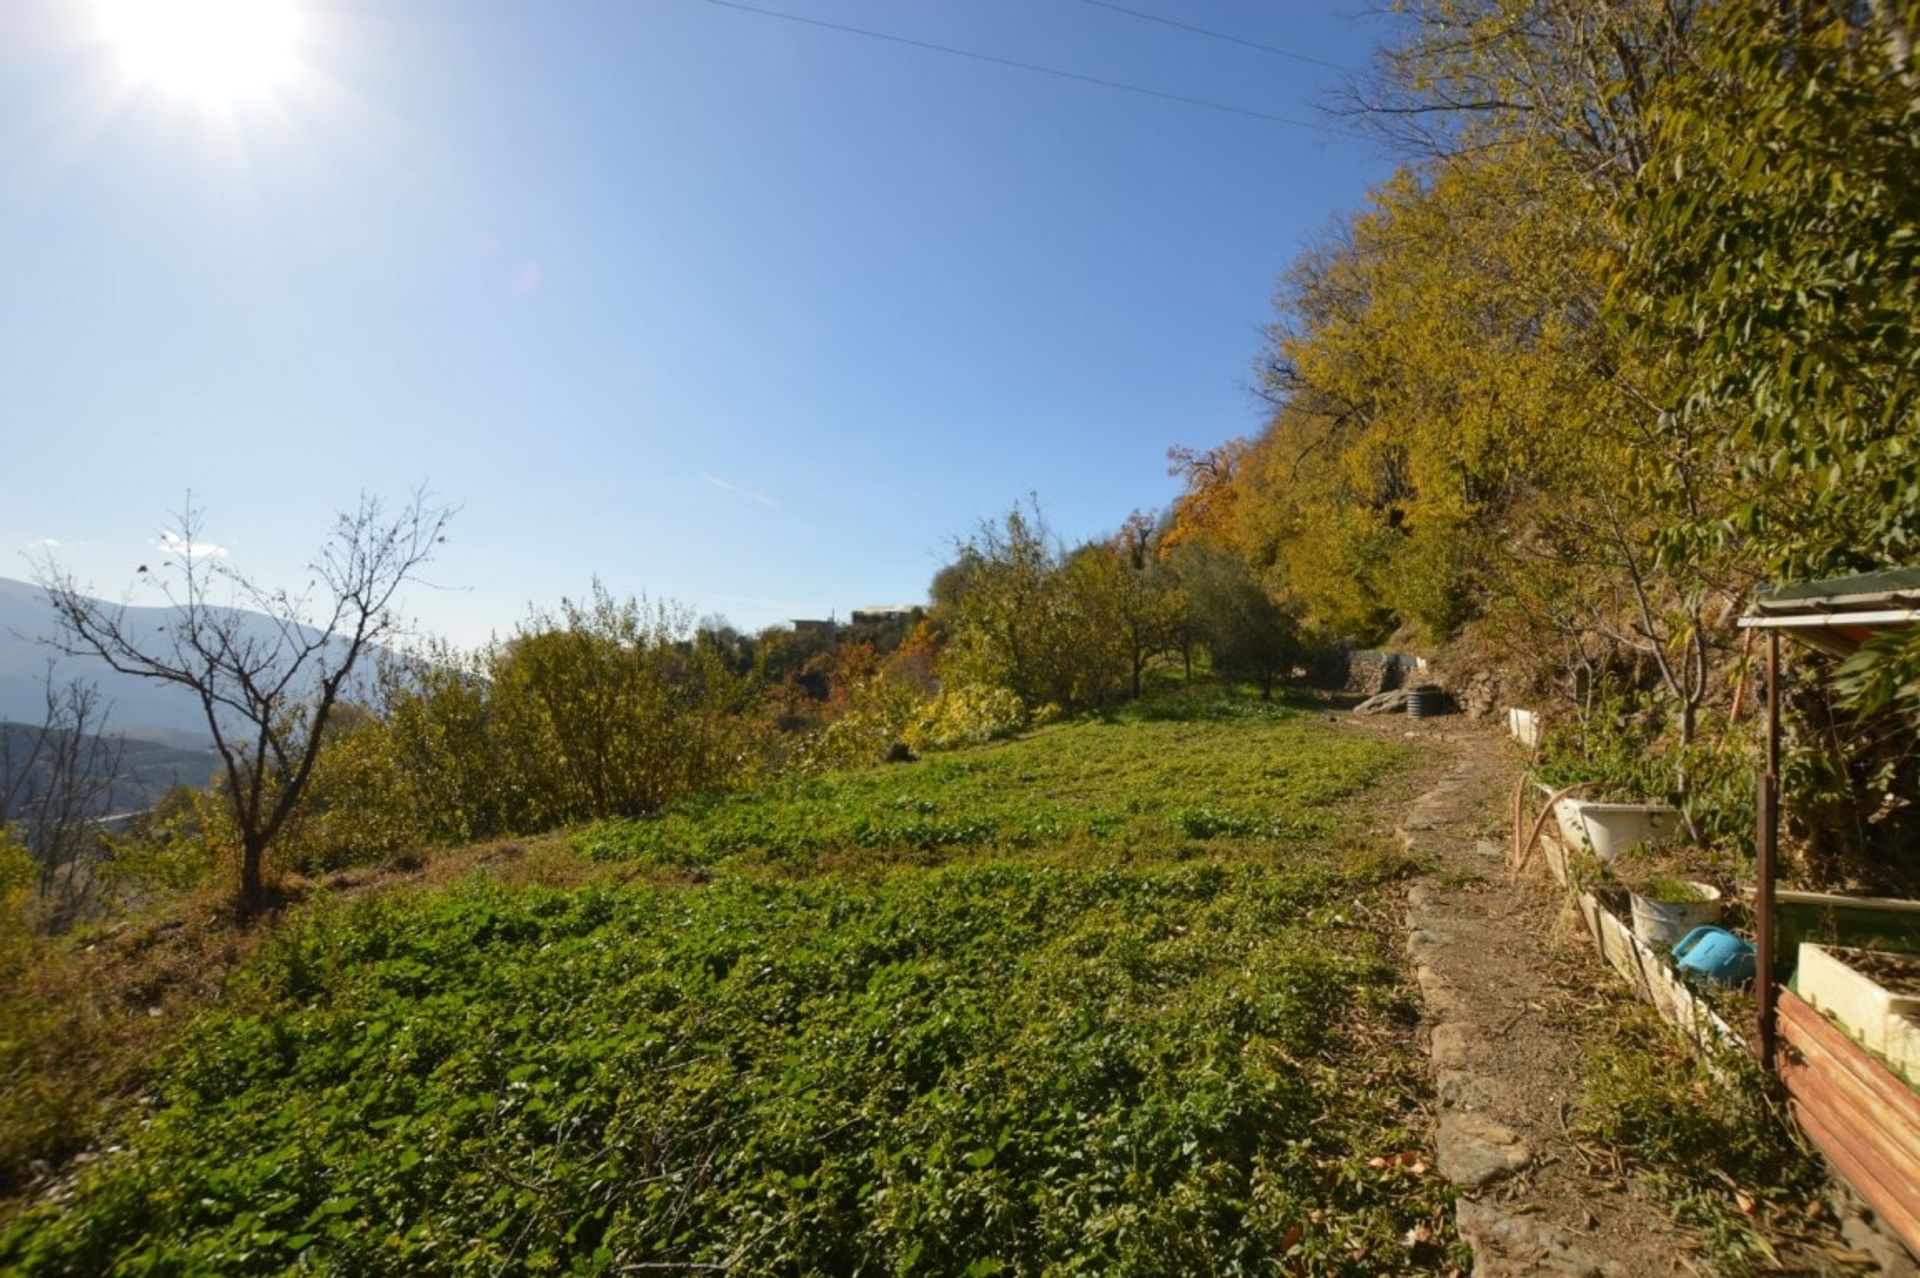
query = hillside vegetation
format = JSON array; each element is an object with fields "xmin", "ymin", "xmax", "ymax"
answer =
[
  {"xmin": 574, "ymin": 695, "xmax": 1396, "ymax": 872},
  {"xmin": 0, "ymin": 693, "xmax": 1461, "ymax": 1276},
  {"xmin": 1148, "ymin": 0, "xmax": 1920, "ymax": 886},
  {"xmin": 8, "ymin": 3, "xmax": 1917, "ymax": 1271}
]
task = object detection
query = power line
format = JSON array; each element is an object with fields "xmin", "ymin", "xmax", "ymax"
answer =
[
  {"xmin": 1078, "ymin": 0, "xmax": 1353, "ymax": 74},
  {"xmin": 696, "ymin": 0, "xmax": 1336, "ymax": 131}
]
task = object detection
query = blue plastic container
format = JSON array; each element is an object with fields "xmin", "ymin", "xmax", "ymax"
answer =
[{"xmin": 1672, "ymin": 925, "xmax": 1756, "ymax": 987}]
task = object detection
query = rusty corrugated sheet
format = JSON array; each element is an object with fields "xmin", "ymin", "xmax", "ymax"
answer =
[
  {"xmin": 1779, "ymin": 991, "xmax": 1920, "ymax": 1172},
  {"xmin": 1777, "ymin": 990, "xmax": 1920, "ymax": 1256}
]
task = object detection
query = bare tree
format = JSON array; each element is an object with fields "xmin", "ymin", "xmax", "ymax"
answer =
[
  {"xmin": 36, "ymin": 491, "xmax": 454, "ymax": 912},
  {"xmin": 0, "ymin": 670, "xmax": 124, "ymax": 930},
  {"xmin": 1334, "ymin": 0, "xmax": 1699, "ymax": 186}
]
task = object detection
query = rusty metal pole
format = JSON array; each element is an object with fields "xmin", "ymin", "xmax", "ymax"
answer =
[{"xmin": 1756, "ymin": 628, "xmax": 1781, "ymax": 1070}]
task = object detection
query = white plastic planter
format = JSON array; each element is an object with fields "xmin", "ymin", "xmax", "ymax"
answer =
[
  {"xmin": 1507, "ymin": 707, "xmax": 1541, "ymax": 749},
  {"xmin": 1550, "ymin": 794, "xmax": 1680, "ymax": 863},
  {"xmin": 1798, "ymin": 943, "xmax": 1920, "ymax": 1086},
  {"xmin": 1894, "ymin": 1012, "xmax": 1920, "ymax": 1087}
]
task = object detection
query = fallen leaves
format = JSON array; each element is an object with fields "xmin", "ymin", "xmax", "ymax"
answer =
[{"xmin": 1367, "ymin": 1149, "xmax": 1431, "ymax": 1176}]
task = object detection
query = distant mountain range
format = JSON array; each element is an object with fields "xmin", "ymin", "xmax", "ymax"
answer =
[
  {"xmin": 0, "ymin": 574, "xmax": 398, "ymax": 813},
  {"xmin": 0, "ymin": 576, "xmax": 230, "ymax": 811},
  {"xmin": 0, "ymin": 574, "xmax": 374, "ymax": 735},
  {"xmin": 0, "ymin": 721, "xmax": 218, "ymax": 818},
  {"xmin": 0, "ymin": 576, "xmax": 224, "ymax": 741},
  {"xmin": 0, "ymin": 577, "xmax": 226, "ymax": 741}
]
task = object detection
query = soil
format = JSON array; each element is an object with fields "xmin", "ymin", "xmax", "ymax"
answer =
[
  {"xmin": 1839, "ymin": 948, "xmax": 1920, "ymax": 1000},
  {"xmin": 1339, "ymin": 709, "xmax": 1893, "ymax": 1276}
]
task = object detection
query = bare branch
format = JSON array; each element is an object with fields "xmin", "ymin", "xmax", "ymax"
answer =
[
  {"xmin": 34, "ymin": 491, "xmax": 455, "ymax": 911},
  {"xmin": 0, "ymin": 667, "xmax": 124, "ymax": 930}
]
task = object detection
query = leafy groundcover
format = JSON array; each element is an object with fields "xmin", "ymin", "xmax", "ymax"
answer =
[{"xmin": 4, "ymin": 701, "xmax": 1452, "ymax": 1275}]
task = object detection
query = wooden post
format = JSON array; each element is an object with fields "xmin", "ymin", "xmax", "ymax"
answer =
[{"xmin": 1757, "ymin": 629, "xmax": 1781, "ymax": 1070}]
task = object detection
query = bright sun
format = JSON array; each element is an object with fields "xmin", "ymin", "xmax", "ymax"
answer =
[{"xmin": 97, "ymin": 0, "xmax": 303, "ymax": 105}]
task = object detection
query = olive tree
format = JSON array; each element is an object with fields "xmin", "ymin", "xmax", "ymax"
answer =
[{"xmin": 1176, "ymin": 546, "xmax": 1301, "ymax": 700}]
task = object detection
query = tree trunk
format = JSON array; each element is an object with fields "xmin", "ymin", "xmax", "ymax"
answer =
[{"xmin": 239, "ymin": 836, "xmax": 266, "ymax": 913}]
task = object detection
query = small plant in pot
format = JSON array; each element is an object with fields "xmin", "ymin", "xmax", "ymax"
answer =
[
  {"xmin": 1629, "ymin": 875, "xmax": 1725, "ymax": 947},
  {"xmin": 1612, "ymin": 842, "xmax": 1727, "ymax": 947}
]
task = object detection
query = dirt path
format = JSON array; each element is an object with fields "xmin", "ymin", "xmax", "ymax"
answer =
[{"xmin": 1355, "ymin": 713, "xmax": 1702, "ymax": 1276}]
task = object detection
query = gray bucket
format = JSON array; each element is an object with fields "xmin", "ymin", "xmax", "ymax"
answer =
[{"xmin": 1405, "ymin": 685, "xmax": 1447, "ymax": 719}]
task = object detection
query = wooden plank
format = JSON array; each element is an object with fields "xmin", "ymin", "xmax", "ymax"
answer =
[
  {"xmin": 1576, "ymin": 892, "xmax": 1605, "ymax": 952},
  {"xmin": 1778, "ymin": 996, "xmax": 1920, "ymax": 1178},
  {"xmin": 1770, "ymin": 889, "xmax": 1920, "ymax": 915},
  {"xmin": 1593, "ymin": 901, "xmax": 1649, "ymax": 994},
  {"xmin": 1542, "ymin": 832, "xmax": 1569, "ymax": 888}
]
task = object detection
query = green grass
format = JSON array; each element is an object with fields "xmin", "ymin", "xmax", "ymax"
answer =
[
  {"xmin": 576, "ymin": 692, "xmax": 1402, "ymax": 872},
  {"xmin": 1573, "ymin": 991, "xmax": 1831, "ymax": 1276},
  {"xmin": 2, "ymin": 693, "xmax": 1453, "ymax": 1276}
]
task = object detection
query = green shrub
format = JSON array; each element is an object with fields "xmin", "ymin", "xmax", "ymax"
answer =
[
  {"xmin": 793, "ymin": 674, "xmax": 926, "ymax": 773},
  {"xmin": 265, "ymin": 588, "xmax": 772, "ymax": 873},
  {"xmin": 906, "ymin": 682, "xmax": 1029, "ymax": 752},
  {"xmin": 1534, "ymin": 687, "xmax": 1671, "ymax": 802}
]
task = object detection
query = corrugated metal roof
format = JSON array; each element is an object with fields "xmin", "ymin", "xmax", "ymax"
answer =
[
  {"xmin": 1742, "ymin": 567, "xmax": 1920, "ymax": 654},
  {"xmin": 1751, "ymin": 566, "xmax": 1920, "ymax": 614}
]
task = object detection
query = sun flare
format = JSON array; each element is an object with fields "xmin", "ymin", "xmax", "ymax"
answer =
[{"xmin": 97, "ymin": 0, "xmax": 303, "ymax": 105}]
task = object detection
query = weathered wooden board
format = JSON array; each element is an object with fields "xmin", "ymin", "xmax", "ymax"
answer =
[{"xmin": 1576, "ymin": 887, "xmax": 1739, "ymax": 1056}]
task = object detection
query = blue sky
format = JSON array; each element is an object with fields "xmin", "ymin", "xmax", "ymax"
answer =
[{"xmin": 1, "ymin": 0, "xmax": 1397, "ymax": 645}]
